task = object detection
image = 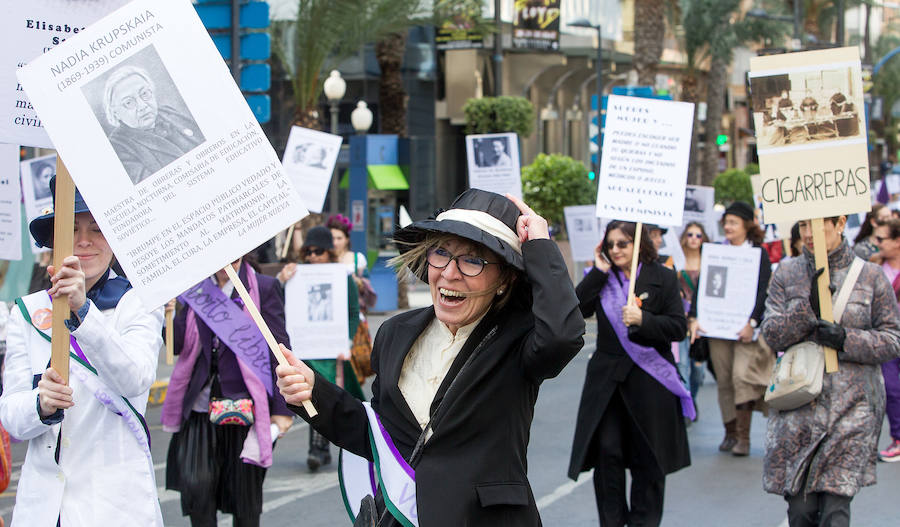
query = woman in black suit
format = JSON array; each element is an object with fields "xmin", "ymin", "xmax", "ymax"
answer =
[
  {"xmin": 568, "ymin": 221, "xmax": 691, "ymax": 527},
  {"xmin": 275, "ymin": 189, "xmax": 585, "ymax": 526}
]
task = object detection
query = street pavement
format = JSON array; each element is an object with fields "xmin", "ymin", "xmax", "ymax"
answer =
[{"xmin": 1, "ymin": 282, "xmax": 899, "ymax": 525}]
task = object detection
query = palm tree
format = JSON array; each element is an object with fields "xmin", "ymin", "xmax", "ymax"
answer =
[{"xmin": 633, "ymin": 0, "xmax": 669, "ymax": 86}]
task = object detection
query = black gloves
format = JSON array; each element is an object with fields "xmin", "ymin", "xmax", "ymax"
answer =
[
  {"xmin": 814, "ymin": 319, "xmax": 846, "ymax": 350},
  {"xmin": 809, "ymin": 267, "xmax": 835, "ymax": 317}
]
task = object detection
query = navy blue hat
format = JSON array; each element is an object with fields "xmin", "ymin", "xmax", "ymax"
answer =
[{"xmin": 29, "ymin": 175, "xmax": 91, "ymax": 249}]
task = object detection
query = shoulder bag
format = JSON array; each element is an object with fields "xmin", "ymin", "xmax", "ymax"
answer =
[{"xmin": 764, "ymin": 258, "xmax": 864, "ymax": 411}]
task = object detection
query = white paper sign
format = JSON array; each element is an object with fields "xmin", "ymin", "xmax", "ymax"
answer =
[
  {"xmin": 696, "ymin": 243, "xmax": 761, "ymax": 340},
  {"xmin": 682, "ymin": 185, "xmax": 718, "ymax": 239},
  {"xmin": 564, "ymin": 205, "xmax": 603, "ymax": 263},
  {"xmin": 17, "ymin": 0, "xmax": 308, "ymax": 309},
  {"xmin": 0, "ymin": 144, "xmax": 22, "ymax": 261},
  {"xmin": 658, "ymin": 228, "xmax": 685, "ymax": 270},
  {"xmin": 466, "ymin": 132, "xmax": 522, "ymax": 198},
  {"xmin": 1, "ymin": 0, "xmax": 129, "ymax": 148},
  {"xmin": 284, "ymin": 263, "xmax": 349, "ymax": 360},
  {"xmin": 596, "ymin": 95, "xmax": 694, "ymax": 225},
  {"xmin": 281, "ymin": 126, "xmax": 342, "ymax": 214},
  {"xmin": 20, "ymin": 154, "xmax": 56, "ymax": 254}
]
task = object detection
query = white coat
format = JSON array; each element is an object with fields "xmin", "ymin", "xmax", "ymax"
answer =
[{"xmin": 0, "ymin": 288, "xmax": 163, "ymax": 527}]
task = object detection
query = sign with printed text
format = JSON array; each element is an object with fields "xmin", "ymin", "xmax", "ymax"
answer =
[
  {"xmin": 0, "ymin": 144, "xmax": 22, "ymax": 261},
  {"xmin": 749, "ymin": 47, "xmax": 870, "ymax": 224},
  {"xmin": 596, "ymin": 95, "xmax": 694, "ymax": 225},
  {"xmin": 281, "ymin": 126, "xmax": 342, "ymax": 214},
  {"xmin": 17, "ymin": 0, "xmax": 308, "ymax": 309},
  {"xmin": 465, "ymin": 132, "xmax": 522, "ymax": 199},
  {"xmin": 696, "ymin": 243, "xmax": 761, "ymax": 340},
  {"xmin": 564, "ymin": 205, "xmax": 603, "ymax": 262},
  {"xmin": 1, "ymin": 0, "xmax": 129, "ymax": 148},
  {"xmin": 284, "ymin": 263, "xmax": 349, "ymax": 360}
]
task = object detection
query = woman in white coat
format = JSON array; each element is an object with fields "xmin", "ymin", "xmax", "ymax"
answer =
[{"xmin": 0, "ymin": 179, "xmax": 163, "ymax": 526}]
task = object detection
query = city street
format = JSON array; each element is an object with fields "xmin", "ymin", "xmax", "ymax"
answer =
[{"xmin": 1, "ymin": 305, "xmax": 898, "ymax": 526}]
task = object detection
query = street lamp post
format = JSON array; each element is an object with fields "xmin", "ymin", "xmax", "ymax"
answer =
[
  {"xmin": 323, "ymin": 70, "xmax": 346, "ymax": 214},
  {"xmin": 349, "ymin": 101, "xmax": 373, "ymax": 254},
  {"xmin": 569, "ymin": 18, "xmax": 602, "ymax": 177},
  {"xmin": 351, "ymin": 101, "xmax": 373, "ymax": 135}
]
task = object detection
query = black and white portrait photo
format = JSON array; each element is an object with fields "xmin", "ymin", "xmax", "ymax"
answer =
[
  {"xmin": 684, "ymin": 187, "xmax": 703, "ymax": 212},
  {"xmin": 293, "ymin": 142, "xmax": 329, "ymax": 169},
  {"xmin": 307, "ymin": 283, "xmax": 333, "ymax": 322},
  {"xmin": 81, "ymin": 45, "xmax": 205, "ymax": 186},
  {"xmin": 30, "ymin": 159, "xmax": 55, "ymax": 200},
  {"xmin": 706, "ymin": 265, "xmax": 728, "ymax": 298},
  {"xmin": 473, "ymin": 137, "xmax": 513, "ymax": 168}
]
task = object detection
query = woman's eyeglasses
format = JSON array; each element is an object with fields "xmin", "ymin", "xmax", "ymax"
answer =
[
  {"xmin": 604, "ymin": 240, "xmax": 633, "ymax": 250},
  {"xmin": 875, "ymin": 235, "xmax": 894, "ymax": 244},
  {"xmin": 305, "ymin": 247, "xmax": 327, "ymax": 256},
  {"xmin": 426, "ymin": 247, "xmax": 496, "ymax": 277}
]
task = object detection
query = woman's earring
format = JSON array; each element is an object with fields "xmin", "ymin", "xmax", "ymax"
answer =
[{"xmin": 497, "ymin": 288, "xmax": 504, "ymax": 295}]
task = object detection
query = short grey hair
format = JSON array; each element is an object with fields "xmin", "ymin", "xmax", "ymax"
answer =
[{"xmin": 103, "ymin": 65, "xmax": 156, "ymax": 127}]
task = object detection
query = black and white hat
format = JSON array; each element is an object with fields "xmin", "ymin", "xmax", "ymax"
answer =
[{"xmin": 394, "ymin": 189, "xmax": 524, "ymax": 279}]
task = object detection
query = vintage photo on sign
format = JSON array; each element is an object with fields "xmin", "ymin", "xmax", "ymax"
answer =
[
  {"xmin": 81, "ymin": 45, "xmax": 205, "ymax": 186},
  {"xmin": 307, "ymin": 283, "xmax": 333, "ymax": 322},
  {"xmin": 705, "ymin": 265, "xmax": 728, "ymax": 298},
  {"xmin": 750, "ymin": 66, "xmax": 862, "ymax": 150},
  {"xmin": 292, "ymin": 142, "xmax": 331, "ymax": 169},
  {"xmin": 473, "ymin": 136, "xmax": 513, "ymax": 168},
  {"xmin": 29, "ymin": 159, "xmax": 55, "ymax": 200}
]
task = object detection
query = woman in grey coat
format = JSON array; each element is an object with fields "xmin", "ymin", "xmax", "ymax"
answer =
[{"xmin": 761, "ymin": 215, "xmax": 900, "ymax": 527}]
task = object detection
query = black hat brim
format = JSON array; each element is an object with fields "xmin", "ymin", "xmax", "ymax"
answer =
[{"xmin": 29, "ymin": 199, "xmax": 91, "ymax": 249}]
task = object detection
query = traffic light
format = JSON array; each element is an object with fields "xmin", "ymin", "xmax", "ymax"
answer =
[{"xmin": 716, "ymin": 134, "xmax": 729, "ymax": 146}]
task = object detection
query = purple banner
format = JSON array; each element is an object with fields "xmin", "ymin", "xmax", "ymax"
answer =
[{"xmin": 178, "ymin": 279, "xmax": 273, "ymax": 395}]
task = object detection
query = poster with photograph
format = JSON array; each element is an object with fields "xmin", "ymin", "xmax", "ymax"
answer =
[
  {"xmin": 682, "ymin": 185, "xmax": 718, "ymax": 239},
  {"xmin": 749, "ymin": 47, "xmax": 870, "ymax": 224},
  {"xmin": 281, "ymin": 126, "xmax": 342, "ymax": 213},
  {"xmin": 16, "ymin": 0, "xmax": 308, "ymax": 309},
  {"xmin": 20, "ymin": 154, "xmax": 56, "ymax": 254},
  {"xmin": 466, "ymin": 132, "xmax": 522, "ymax": 198},
  {"xmin": 696, "ymin": 243, "xmax": 761, "ymax": 340},
  {"xmin": 564, "ymin": 205, "xmax": 603, "ymax": 263},
  {"xmin": 0, "ymin": 144, "xmax": 22, "ymax": 261},
  {"xmin": 1, "ymin": 0, "xmax": 129, "ymax": 148},
  {"xmin": 283, "ymin": 263, "xmax": 349, "ymax": 360},
  {"xmin": 596, "ymin": 95, "xmax": 694, "ymax": 225}
]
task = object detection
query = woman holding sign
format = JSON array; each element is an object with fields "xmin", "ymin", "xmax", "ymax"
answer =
[
  {"xmin": 568, "ymin": 221, "xmax": 691, "ymax": 527},
  {"xmin": 689, "ymin": 201, "xmax": 772, "ymax": 457},
  {"xmin": 762, "ymin": 215, "xmax": 900, "ymax": 526},
  {"xmin": 275, "ymin": 189, "xmax": 584, "ymax": 526},
  {"xmin": 162, "ymin": 255, "xmax": 294, "ymax": 527},
  {"xmin": 0, "ymin": 180, "xmax": 164, "ymax": 526}
]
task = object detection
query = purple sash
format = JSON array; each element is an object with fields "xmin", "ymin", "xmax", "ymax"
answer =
[
  {"xmin": 177, "ymin": 276, "xmax": 273, "ymax": 395},
  {"xmin": 599, "ymin": 268, "xmax": 696, "ymax": 420}
]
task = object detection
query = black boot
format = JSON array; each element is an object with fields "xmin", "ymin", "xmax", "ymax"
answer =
[{"xmin": 308, "ymin": 430, "xmax": 323, "ymax": 472}]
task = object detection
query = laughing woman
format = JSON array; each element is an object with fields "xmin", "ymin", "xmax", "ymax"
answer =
[{"xmin": 275, "ymin": 189, "xmax": 584, "ymax": 526}]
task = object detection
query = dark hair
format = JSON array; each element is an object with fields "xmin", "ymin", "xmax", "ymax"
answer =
[
  {"xmin": 601, "ymin": 221, "xmax": 657, "ymax": 268},
  {"xmin": 679, "ymin": 221, "xmax": 709, "ymax": 250},
  {"xmin": 880, "ymin": 218, "xmax": 900, "ymax": 240},
  {"xmin": 855, "ymin": 204, "xmax": 886, "ymax": 243},
  {"xmin": 325, "ymin": 214, "xmax": 352, "ymax": 236},
  {"xmin": 721, "ymin": 214, "xmax": 765, "ymax": 245},
  {"xmin": 790, "ymin": 222, "xmax": 802, "ymax": 257}
]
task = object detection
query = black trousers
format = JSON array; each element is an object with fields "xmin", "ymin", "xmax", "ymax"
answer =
[
  {"xmin": 785, "ymin": 492, "xmax": 852, "ymax": 527},
  {"xmin": 591, "ymin": 389, "xmax": 665, "ymax": 527}
]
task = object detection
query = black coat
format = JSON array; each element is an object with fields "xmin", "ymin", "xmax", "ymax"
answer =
[
  {"xmin": 292, "ymin": 239, "xmax": 585, "ymax": 526},
  {"xmin": 568, "ymin": 262, "xmax": 690, "ymax": 480}
]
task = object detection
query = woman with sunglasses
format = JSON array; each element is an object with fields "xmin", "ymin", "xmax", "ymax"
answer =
[
  {"xmin": 277, "ymin": 225, "xmax": 363, "ymax": 471},
  {"xmin": 568, "ymin": 221, "xmax": 691, "ymax": 527},
  {"xmin": 677, "ymin": 222, "xmax": 710, "ymax": 408},
  {"xmin": 872, "ymin": 218, "xmax": 900, "ymax": 462}
]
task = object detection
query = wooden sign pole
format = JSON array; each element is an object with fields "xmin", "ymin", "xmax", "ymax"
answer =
[
  {"xmin": 627, "ymin": 222, "xmax": 643, "ymax": 304},
  {"xmin": 811, "ymin": 217, "xmax": 839, "ymax": 373},
  {"xmin": 223, "ymin": 265, "xmax": 318, "ymax": 416},
  {"xmin": 50, "ymin": 159, "xmax": 76, "ymax": 384},
  {"xmin": 280, "ymin": 224, "xmax": 295, "ymax": 260},
  {"xmin": 165, "ymin": 307, "xmax": 175, "ymax": 366}
]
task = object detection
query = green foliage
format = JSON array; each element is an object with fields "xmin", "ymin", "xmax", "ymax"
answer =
[
  {"xmin": 679, "ymin": 0, "xmax": 787, "ymax": 68},
  {"xmin": 521, "ymin": 154, "xmax": 596, "ymax": 237},
  {"xmin": 713, "ymin": 168, "xmax": 753, "ymax": 206},
  {"xmin": 745, "ymin": 163, "xmax": 760, "ymax": 175},
  {"xmin": 463, "ymin": 97, "xmax": 535, "ymax": 137}
]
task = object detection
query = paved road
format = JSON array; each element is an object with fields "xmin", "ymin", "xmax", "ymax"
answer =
[{"xmin": 2, "ymin": 304, "xmax": 899, "ymax": 525}]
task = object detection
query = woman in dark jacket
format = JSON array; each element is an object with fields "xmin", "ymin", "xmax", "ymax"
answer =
[
  {"xmin": 689, "ymin": 201, "xmax": 772, "ymax": 456},
  {"xmin": 568, "ymin": 221, "xmax": 691, "ymax": 527},
  {"xmin": 275, "ymin": 189, "xmax": 585, "ymax": 526}
]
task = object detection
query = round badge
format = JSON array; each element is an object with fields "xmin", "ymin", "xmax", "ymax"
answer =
[{"xmin": 32, "ymin": 308, "xmax": 52, "ymax": 330}]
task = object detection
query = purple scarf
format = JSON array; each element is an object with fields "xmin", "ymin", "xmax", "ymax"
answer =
[
  {"xmin": 599, "ymin": 267, "xmax": 696, "ymax": 420},
  {"xmin": 161, "ymin": 263, "xmax": 273, "ymax": 467}
]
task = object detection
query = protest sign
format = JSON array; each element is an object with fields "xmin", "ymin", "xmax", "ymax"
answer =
[
  {"xmin": 1, "ymin": 0, "xmax": 128, "ymax": 148},
  {"xmin": 0, "ymin": 144, "xmax": 22, "ymax": 261},
  {"xmin": 696, "ymin": 243, "xmax": 761, "ymax": 340},
  {"xmin": 564, "ymin": 205, "xmax": 603, "ymax": 263},
  {"xmin": 16, "ymin": 0, "xmax": 308, "ymax": 310},
  {"xmin": 281, "ymin": 126, "xmax": 342, "ymax": 214},
  {"xmin": 749, "ymin": 47, "xmax": 870, "ymax": 224},
  {"xmin": 284, "ymin": 263, "xmax": 349, "ymax": 360},
  {"xmin": 596, "ymin": 95, "xmax": 694, "ymax": 226},
  {"xmin": 466, "ymin": 132, "xmax": 522, "ymax": 198},
  {"xmin": 20, "ymin": 153, "xmax": 56, "ymax": 254},
  {"xmin": 658, "ymin": 228, "xmax": 685, "ymax": 271},
  {"xmin": 682, "ymin": 185, "xmax": 718, "ymax": 240}
]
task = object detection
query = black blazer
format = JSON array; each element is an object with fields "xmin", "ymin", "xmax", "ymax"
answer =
[
  {"xmin": 292, "ymin": 239, "xmax": 585, "ymax": 526},
  {"xmin": 568, "ymin": 262, "xmax": 690, "ymax": 479}
]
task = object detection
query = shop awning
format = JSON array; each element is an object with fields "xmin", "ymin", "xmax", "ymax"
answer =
[{"xmin": 339, "ymin": 165, "xmax": 409, "ymax": 190}]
